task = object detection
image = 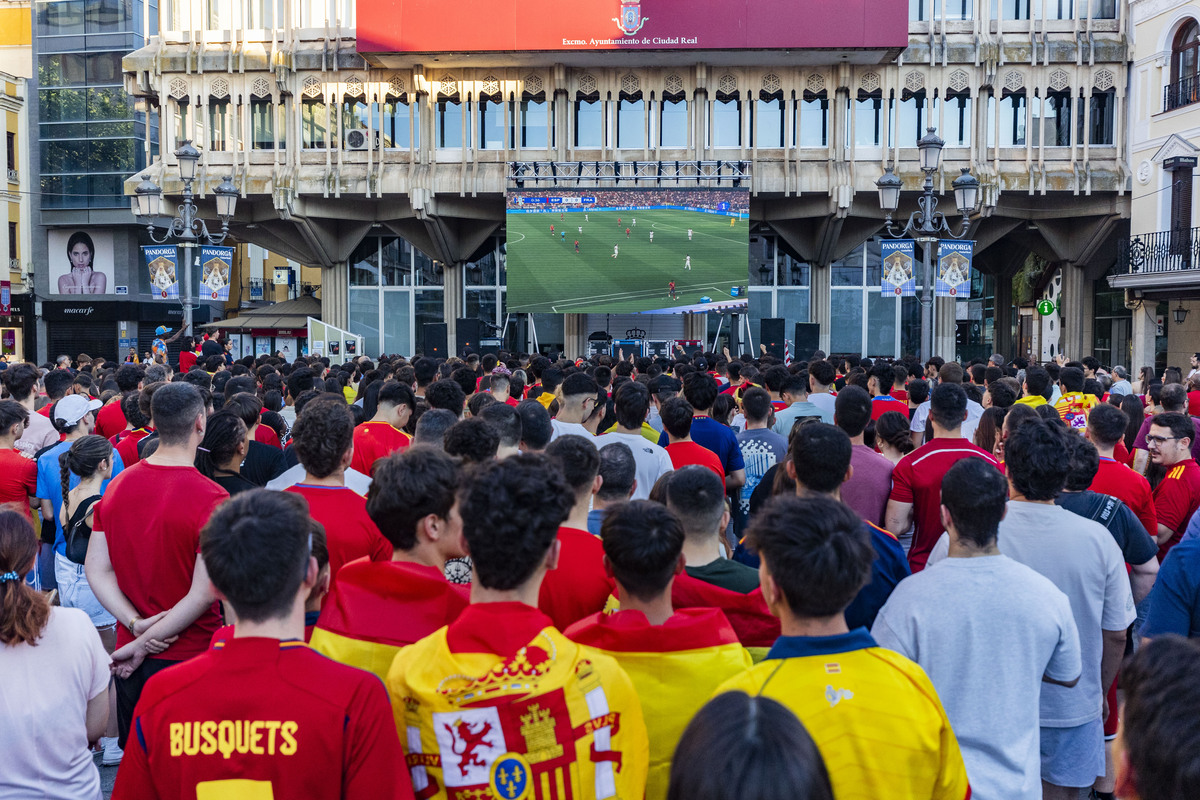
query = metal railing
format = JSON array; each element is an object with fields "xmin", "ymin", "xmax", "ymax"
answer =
[
  {"xmin": 1115, "ymin": 226, "xmax": 1200, "ymax": 274},
  {"xmin": 1165, "ymin": 73, "xmax": 1200, "ymax": 112},
  {"xmin": 5, "ymin": 169, "xmax": 15, "ymax": 183}
]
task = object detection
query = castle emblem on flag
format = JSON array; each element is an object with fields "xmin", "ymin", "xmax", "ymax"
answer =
[{"xmin": 614, "ymin": 1, "xmax": 648, "ymax": 35}]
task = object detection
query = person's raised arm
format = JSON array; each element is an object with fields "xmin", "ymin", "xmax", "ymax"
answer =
[{"xmin": 164, "ymin": 324, "xmax": 189, "ymax": 345}]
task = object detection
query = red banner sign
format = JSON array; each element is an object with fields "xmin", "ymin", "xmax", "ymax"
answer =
[
  {"xmin": 357, "ymin": 0, "xmax": 906, "ymax": 54},
  {"xmin": 0, "ymin": 281, "xmax": 10, "ymax": 317}
]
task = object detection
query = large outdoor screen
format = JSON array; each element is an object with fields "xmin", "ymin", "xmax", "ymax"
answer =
[{"xmin": 505, "ymin": 188, "xmax": 749, "ymax": 315}]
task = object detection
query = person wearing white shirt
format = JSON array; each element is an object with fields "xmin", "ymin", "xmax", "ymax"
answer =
[
  {"xmin": 909, "ymin": 363, "xmax": 982, "ymax": 447},
  {"xmin": 594, "ymin": 381, "xmax": 672, "ymax": 500},
  {"xmin": 549, "ymin": 373, "xmax": 599, "ymax": 445},
  {"xmin": 806, "ymin": 360, "xmax": 838, "ymax": 418}
]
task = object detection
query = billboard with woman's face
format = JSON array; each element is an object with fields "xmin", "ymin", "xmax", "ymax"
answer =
[{"xmin": 49, "ymin": 230, "xmax": 114, "ymax": 295}]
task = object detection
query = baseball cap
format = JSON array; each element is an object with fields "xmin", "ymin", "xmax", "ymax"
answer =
[
  {"xmin": 155, "ymin": 325, "xmax": 173, "ymax": 335},
  {"xmin": 53, "ymin": 394, "xmax": 102, "ymax": 425}
]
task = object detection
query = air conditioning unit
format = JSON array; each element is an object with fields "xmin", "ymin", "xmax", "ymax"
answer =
[{"xmin": 345, "ymin": 129, "xmax": 379, "ymax": 151}]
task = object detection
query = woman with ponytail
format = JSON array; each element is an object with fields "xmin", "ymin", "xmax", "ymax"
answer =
[
  {"xmin": 194, "ymin": 411, "xmax": 255, "ymax": 496},
  {"xmin": 0, "ymin": 509, "xmax": 111, "ymax": 799}
]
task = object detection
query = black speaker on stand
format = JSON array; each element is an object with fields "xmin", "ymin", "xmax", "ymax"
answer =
[
  {"xmin": 761, "ymin": 318, "xmax": 785, "ymax": 360},
  {"xmin": 794, "ymin": 323, "xmax": 820, "ymax": 361},
  {"xmin": 423, "ymin": 323, "xmax": 448, "ymax": 359},
  {"xmin": 456, "ymin": 318, "xmax": 483, "ymax": 356}
]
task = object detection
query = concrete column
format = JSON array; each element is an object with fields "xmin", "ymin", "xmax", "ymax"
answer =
[
  {"xmin": 1130, "ymin": 299, "xmax": 1157, "ymax": 374},
  {"xmin": 564, "ymin": 313, "xmax": 586, "ymax": 358},
  {"xmin": 810, "ymin": 263, "xmax": 832, "ymax": 353},
  {"xmin": 684, "ymin": 312, "xmax": 707, "ymax": 342},
  {"xmin": 322, "ymin": 261, "xmax": 349, "ymax": 329},
  {"xmin": 444, "ymin": 262, "xmax": 464, "ymax": 356},
  {"xmin": 1058, "ymin": 263, "xmax": 1094, "ymax": 360},
  {"xmin": 934, "ymin": 295, "xmax": 957, "ymax": 362}
]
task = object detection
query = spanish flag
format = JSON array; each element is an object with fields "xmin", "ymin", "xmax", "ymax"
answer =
[
  {"xmin": 310, "ymin": 560, "xmax": 469, "ymax": 685},
  {"xmin": 566, "ymin": 608, "xmax": 752, "ymax": 800},
  {"xmin": 670, "ymin": 571, "xmax": 780, "ymax": 658}
]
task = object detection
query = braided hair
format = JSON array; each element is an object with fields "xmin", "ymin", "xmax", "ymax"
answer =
[
  {"xmin": 58, "ymin": 434, "xmax": 112, "ymax": 525},
  {"xmin": 194, "ymin": 411, "xmax": 247, "ymax": 480}
]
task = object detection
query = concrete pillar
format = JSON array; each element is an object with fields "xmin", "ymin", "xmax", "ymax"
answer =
[
  {"xmin": 564, "ymin": 313, "xmax": 586, "ymax": 358},
  {"xmin": 1058, "ymin": 264, "xmax": 1094, "ymax": 360},
  {"xmin": 684, "ymin": 312, "xmax": 707, "ymax": 342},
  {"xmin": 934, "ymin": 295, "xmax": 957, "ymax": 362},
  {"xmin": 444, "ymin": 263, "xmax": 464, "ymax": 356},
  {"xmin": 1129, "ymin": 299, "xmax": 1157, "ymax": 374},
  {"xmin": 993, "ymin": 275, "xmax": 1013, "ymax": 359},
  {"xmin": 811, "ymin": 264, "xmax": 832, "ymax": 353},
  {"xmin": 322, "ymin": 261, "xmax": 348, "ymax": 329}
]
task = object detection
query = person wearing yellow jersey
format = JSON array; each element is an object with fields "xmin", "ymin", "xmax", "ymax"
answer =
[
  {"xmin": 716, "ymin": 494, "xmax": 971, "ymax": 800},
  {"xmin": 1054, "ymin": 366, "xmax": 1098, "ymax": 432},
  {"xmin": 566, "ymin": 500, "xmax": 751, "ymax": 800},
  {"xmin": 1015, "ymin": 365, "xmax": 1051, "ymax": 408},
  {"xmin": 388, "ymin": 454, "xmax": 648, "ymax": 800}
]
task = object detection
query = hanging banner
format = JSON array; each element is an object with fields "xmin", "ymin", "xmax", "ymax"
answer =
[
  {"xmin": 0, "ymin": 280, "xmax": 11, "ymax": 316},
  {"xmin": 200, "ymin": 246, "xmax": 234, "ymax": 301},
  {"xmin": 880, "ymin": 240, "xmax": 917, "ymax": 297},
  {"xmin": 144, "ymin": 245, "xmax": 180, "ymax": 300},
  {"xmin": 935, "ymin": 240, "xmax": 974, "ymax": 298}
]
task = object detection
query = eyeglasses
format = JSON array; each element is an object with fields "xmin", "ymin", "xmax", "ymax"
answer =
[{"xmin": 1145, "ymin": 435, "xmax": 1180, "ymax": 446}]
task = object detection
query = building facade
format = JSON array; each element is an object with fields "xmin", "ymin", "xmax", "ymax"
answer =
[
  {"xmin": 1113, "ymin": 0, "xmax": 1200, "ymax": 372},
  {"xmin": 124, "ymin": 0, "xmax": 1133, "ymax": 361}
]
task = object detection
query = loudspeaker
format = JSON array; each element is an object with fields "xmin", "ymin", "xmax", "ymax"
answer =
[
  {"xmin": 456, "ymin": 318, "xmax": 483, "ymax": 356},
  {"xmin": 423, "ymin": 323, "xmax": 448, "ymax": 359},
  {"xmin": 761, "ymin": 318, "xmax": 785, "ymax": 360},
  {"xmin": 794, "ymin": 323, "xmax": 820, "ymax": 361}
]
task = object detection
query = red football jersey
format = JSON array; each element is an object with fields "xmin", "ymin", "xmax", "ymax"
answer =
[
  {"xmin": 0, "ymin": 448, "xmax": 37, "ymax": 520},
  {"xmin": 112, "ymin": 637, "xmax": 412, "ymax": 800},
  {"xmin": 665, "ymin": 441, "xmax": 725, "ymax": 488},
  {"xmin": 95, "ymin": 400, "xmax": 128, "ymax": 440},
  {"xmin": 285, "ymin": 485, "xmax": 391, "ymax": 583},
  {"xmin": 1090, "ymin": 457, "xmax": 1157, "ymax": 541},
  {"xmin": 1153, "ymin": 459, "xmax": 1200, "ymax": 561},
  {"xmin": 115, "ymin": 428, "xmax": 152, "ymax": 467},
  {"xmin": 254, "ymin": 424, "xmax": 282, "ymax": 450},
  {"xmin": 350, "ymin": 422, "xmax": 412, "ymax": 476},
  {"xmin": 537, "ymin": 526, "xmax": 614, "ymax": 631}
]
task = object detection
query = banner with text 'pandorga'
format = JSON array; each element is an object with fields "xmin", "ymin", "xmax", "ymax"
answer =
[
  {"xmin": 935, "ymin": 240, "xmax": 973, "ymax": 298},
  {"xmin": 144, "ymin": 245, "xmax": 179, "ymax": 300},
  {"xmin": 200, "ymin": 246, "xmax": 233, "ymax": 301},
  {"xmin": 880, "ymin": 240, "xmax": 916, "ymax": 296}
]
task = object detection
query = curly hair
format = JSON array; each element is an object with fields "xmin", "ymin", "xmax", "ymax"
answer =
[{"xmin": 291, "ymin": 395, "xmax": 354, "ymax": 478}]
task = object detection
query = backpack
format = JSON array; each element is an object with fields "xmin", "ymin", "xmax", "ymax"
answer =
[{"xmin": 63, "ymin": 495, "xmax": 101, "ymax": 566}]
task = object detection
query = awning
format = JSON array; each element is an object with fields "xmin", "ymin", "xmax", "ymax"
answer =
[{"xmin": 199, "ymin": 294, "xmax": 321, "ymax": 333}]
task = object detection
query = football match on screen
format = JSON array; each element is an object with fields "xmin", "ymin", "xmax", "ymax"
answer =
[{"xmin": 505, "ymin": 188, "xmax": 749, "ymax": 315}]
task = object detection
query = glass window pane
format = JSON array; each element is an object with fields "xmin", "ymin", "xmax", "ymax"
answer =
[
  {"xmin": 799, "ymin": 96, "xmax": 828, "ymax": 147},
  {"xmin": 251, "ymin": 99, "xmax": 274, "ymax": 149},
  {"xmin": 376, "ymin": 100, "xmax": 413, "ymax": 149},
  {"xmin": 350, "ymin": 238, "xmax": 379, "ymax": 286},
  {"xmin": 383, "ymin": 291, "xmax": 412, "ymax": 357},
  {"xmin": 480, "ymin": 100, "xmax": 505, "ymax": 149},
  {"xmin": 38, "ymin": 0, "xmax": 86, "ymax": 35},
  {"xmin": 1089, "ymin": 90, "xmax": 1114, "ymax": 145},
  {"xmin": 743, "ymin": 291, "xmax": 773, "ymax": 356},
  {"xmin": 617, "ymin": 99, "xmax": 645, "ymax": 149},
  {"xmin": 382, "ymin": 237, "xmax": 412, "ymax": 286},
  {"xmin": 414, "ymin": 291, "xmax": 445, "ymax": 354},
  {"xmin": 778, "ymin": 288, "xmax": 810, "ymax": 328},
  {"xmin": 712, "ymin": 99, "xmax": 740, "ymax": 147},
  {"xmin": 660, "ymin": 99, "xmax": 687, "ymax": 147},
  {"xmin": 946, "ymin": 94, "xmax": 971, "ymax": 147},
  {"xmin": 575, "ymin": 99, "xmax": 602, "ymax": 147},
  {"xmin": 855, "ymin": 96, "xmax": 884, "ymax": 147},
  {"xmin": 755, "ymin": 98, "xmax": 783, "ymax": 148},
  {"xmin": 1001, "ymin": 94, "xmax": 1025, "ymax": 147},
  {"xmin": 779, "ymin": 253, "xmax": 810, "ymax": 286},
  {"xmin": 866, "ymin": 292, "xmax": 898, "ymax": 358},
  {"xmin": 521, "ymin": 100, "xmax": 548, "ymax": 148},
  {"xmin": 302, "ymin": 100, "xmax": 328, "ymax": 148},
  {"xmin": 208, "ymin": 100, "xmax": 229, "ymax": 150},
  {"xmin": 832, "ymin": 245, "xmax": 865, "ymax": 286},
  {"xmin": 901, "ymin": 296, "xmax": 923, "ymax": 357},
  {"xmin": 414, "ymin": 247, "xmax": 443, "ymax": 286},
  {"xmin": 349, "ymin": 287, "xmax": 380, "ymax": 357},
  {"xmin": 466, "ymin": 249, "xmax": 497, "ymax": 287},
  {"xmin": 748, "ymin": 236, "xmax": 774, "ymax": 287},
  {"xmin": 436, "ymin": 99, "xmax": 464, "ymax": 148},
  {"xmin": 465, "ymin": 289, "xmax": 499, "ymax": 328},
  {"xmin": 830, "ymin": 290, "xmax": 864, "ymax": 354}
]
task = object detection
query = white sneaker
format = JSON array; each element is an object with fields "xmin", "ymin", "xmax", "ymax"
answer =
[{"xmin": 100, "ymin": 737, "xmax": 123, "ymax": 766}]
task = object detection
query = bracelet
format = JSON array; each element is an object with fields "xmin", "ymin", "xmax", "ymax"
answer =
[{"xmin": 128, "ymin": 615, "xmax": 141, "ymax": 635}]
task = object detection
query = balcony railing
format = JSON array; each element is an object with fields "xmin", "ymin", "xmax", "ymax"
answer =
[
  {"xmin": 5, "ymin": 169, "xmax": 15, "ymax": 184},
  {"xmin": 1165, "ymin": 74, "xmax": 1200, "ymax": 112},
  {"xmin": 1115, "ymin": 227, "xmax": 1200, "ymax": 275}
]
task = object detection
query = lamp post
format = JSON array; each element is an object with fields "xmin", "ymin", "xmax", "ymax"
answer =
[
  {"xmin": 876, "ymin": 127, "xmax": 979, "ymax": 362},
  {"xmin": 131, "ymin": 141, "xmax": 238, "ymax": 333}
]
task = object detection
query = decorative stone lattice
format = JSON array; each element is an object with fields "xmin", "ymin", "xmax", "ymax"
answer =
[
  {"xmin": 806, "ymin": 73, "xmax": 826, "ymax": 93},
  {"xmin": 482, "ymin": 75, "xmax": 501, "ymax": 95},
  {"xmin": 664, "ymin": 74, "xmax": 684, "ymax": 94},
  {"xmin": 251, "ymin": 77, "xmax": 271, "ymax": 98},
  {"xmin": 210, "ymin": 78, "xmax": 230, "ymax": 99},
  {"xmin": 1095, "ymin": 69, "xmax": 1114, "ymax": 91},
  {"xmin": 762, "ymin": 73, "xmax": 781, "ymax": 94},
  {"xmin": 303, "ymin": 76, "xmax": 323, "ymax": 98},
  {"xmin": 1003, "ymin": 71, "xmax": 1024, "ymax": 92},
  {"xmin": 344, "ymin": 75, "xmax": 364, "ymax": 97},
  {"xmin": 169, "ymin": 77, "xmax": 188, "ymax": 99},
  {"xmin": 948, "ymin": 69, "xmax": 970, "ymax": 92},
  {"xmin": 438, "ymin": 76, "xmax": 458, "ymax": 96},
  {"xmin": 904, "ymin": 71, "xmax": 924, "ymax": 92},
  {"xmin": 1048, "ymin": 69, "xmax": 1070, "ymax": 92},
  {"xmin": 861, "ymin": 71, "xmax": 880, "ymax": 92},
  {"xmin": 621, "ymin": 73, "xmax": 640, "ymax": 94},
  {"xmin": 718, "ymin": 73, "xmax": 737, "ymax": 94},
  {"xmin": 524, "ymin": 74, "xmax": 543, "ymax": 94},
  {"xmin": 578, "ymin": 74, "xmax": 597, "ymax": 94},
  {"xmin": 388, "ymin": 74, "xmax": 406, "ymax": 97}
]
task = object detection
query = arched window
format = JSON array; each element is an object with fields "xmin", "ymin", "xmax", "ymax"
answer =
[{"xmin": 1168, "ymin": 20, "xmax": 1200, "ymax": 110}]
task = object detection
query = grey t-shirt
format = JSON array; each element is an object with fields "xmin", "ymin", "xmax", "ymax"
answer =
[{"xmin": 873, "ymin": 556, "xmax": 1081, "ymax": 800}]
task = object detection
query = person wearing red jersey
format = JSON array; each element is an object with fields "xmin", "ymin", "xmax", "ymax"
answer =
[
  {"xmin": 1086, "ymin": 404, "xmax": 1158, "ymax": 539},
  {"xmin": 565, "ymin": 500, "xmax": 751, "ymax": 800},
  {"xmin": 762, "ymin": 365, "xmax": 791, "ymax": 412},
  {"xmin": 116, "ymin": 382, "xmax": 165, "ymax": 467},
  {"xmin": 660, "ymin": 397, "xmax": 725, "ymax": 487},
  {"xmin": 539, "ymin": 435, "xmax": 614, "ymax": 630},
  {"xmin": 488, "ymin": 367, "xmax": 519, "ymax": 406},
  {"xmin": 112, "ymin": 490, "xmax": 412, "ymax": 800},
  {"xmin": 94, "ymin": 364, "xmax": 142, "ymax": 440},
  {"xmin": 886, "ymin": 382, "xmax": 1001, "ymax": 571},
  {"xmin": 285, "ymin": 396, "xmax": 391, "ymax": 584},
  {"xmin": 1147, "ymin": 412, "xmax": 1200, "ymax": 562},
  {"xmin": 85, "ymin": 383, "xmax": 228, "ymax": 749},
  {"xmin": 889, "ymin": 363, "xmax": 910, "ymax": 404},
  {"xmin": 868, "ymin": 362, "xmax": 909, "ymax": 421},
  {"xmin": 311, "ymin": 446, "xmax": 468, "ymax": 682},
  {"xmin": 176, "ymin": 336, "xmax": 198, "ymax": 375},
  {"xmin": 0, "ymin": 400, "xmax": 38, "ymax": 521},
  {"xmin": 350, "ymin": 381, "xmax": 415, "ymax": 476}
]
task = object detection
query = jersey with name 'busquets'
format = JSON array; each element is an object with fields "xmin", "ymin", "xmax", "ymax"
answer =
[
  {"xmin": 889, "ymin": 438, "xmax": 1000, "ymax": 571},
  {"xmin": 95, "ymin": 462, "xmax": 228, "ymax": 658},
  {"xmin": 112, "ymin": 637, "xmax": 412, "ymax": 800}
]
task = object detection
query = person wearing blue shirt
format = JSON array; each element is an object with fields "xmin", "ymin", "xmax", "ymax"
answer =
[
  {"xmin": 1142, "ymin": 537, "xmax": 1200, "ymax": 639},
  {"xmin": 657, "ymin": 372, "xmax": 746, "ymax": 492}
]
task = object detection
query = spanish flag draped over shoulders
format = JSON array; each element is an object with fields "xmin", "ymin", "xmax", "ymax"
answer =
[
  {"xmin": 669, "ymin": 571, "xmax": 780, "ymax": 657},
  {"xmin": 565, "ymin": 608, "xmax": 752, "ymax": 800},
  {"xmin": 388, "ymin": 602, "xmax": 649, "ymax": 800},
  {"xmin": 310, "ymin": 560, "xmax": 469, "ymax": 685}
]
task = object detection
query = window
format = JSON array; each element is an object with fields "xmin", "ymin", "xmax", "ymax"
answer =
[
  {"xmin": 341, "ymin": 96, "xmax": 368, "ymax": 148},
  {"xmin": 377, "ymin": 97, "xmax": 415, "ymax": 149},
  {"xmin": 1043, "ymin": 0, "xmax": 1074, "ymax": 20},
  {"xmin": 995, "ymin": 0, "xmax": 1030, "ymax": 19},
  {"xmin": 435, "ymin": 97, "xmax": 465, "ymax": 148},
  {"xmin": 1080, "ymin": 89, "xmax": 1115, "ymax": 145},
  {"xmin": 173, "ymin": 97, "xmax": 191, "ymax": 147},
  {"xmin": 208, "ymin": 99, "xmax": 230, "ymax": 151},
  {"xmin": 5, "ymin": 132, "xmax": 14, "ymax": 171},
  {"xmin": 1000, "ymin": 92, "xmax": 1026, "ymax": 147},
  {"xmin": 8, "ymin": 222, "xmax": 17, "ymax": 262},
  {"xmin": 754, "ymin": 95, "xmax": 784, "ymax": 148},
  {"xmin": 479, "ymin": 97, "xmax": 505, "ymax": 149},
  {"xmin": 1033, "ymin": 91, "xmax": 1071, "ymax": 147},
  {"xmin": 520, "ymin": 97, "xmax": 549, "ymax": 148},
  {"xmin": 895, "ymin": 89, "xmax": 935, "ymax": 147},
  {"xmin": 799, "ymin": 91, "xmax": 828, "ymax": 147},
  {"xmin": 911, "ymin": 0, "xmax": 940, "ymax": 20},
  {"xmin": 1090, "ymin": 0, "xmax": 1115, "ymax": 19},
  {"xmin": 206, "ymin": 0, "xmax": 230, "ymax": 29},
  {"xmin": 574, "ymin": 97, "xmax": 602, "ymax": 147},
  {"xmin": 246, "ymin": 0, "xmax": 276, "ymax": 27},
  {"xmin": 712, "ymin": 97, "xmax": 741, "ymax": 147},
  {"xmin": 1169, "ymin": 20, "xmax": 1200, "ymax": 111},
  {"xmin": 854, "ymin": 91, "xmax": 885, "ymax": 147},
  {"xmin": 944, "ymin": 92, "xmax": 972, "ymax": 147},
  {"xmin": 617, "ymin": 97, "xmax": 645, "ymax": 149},
  {"xmin": 301, "ymin": 98, "xmax": 329, "ymax": 148},
  {"xmin": 250, "ymin": 97, "xmax": 278, "ymax": 149},
  {"xmin": 660, "ymin": 97, "xmax": 687, "ymax": 147}
]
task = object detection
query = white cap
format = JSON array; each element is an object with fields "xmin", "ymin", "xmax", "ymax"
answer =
[{"xmin": 53, "ymin": 394, "xmax": 103, "ymax": 426}]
